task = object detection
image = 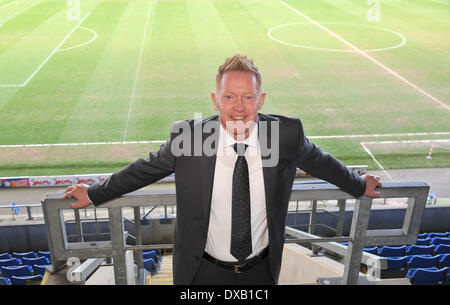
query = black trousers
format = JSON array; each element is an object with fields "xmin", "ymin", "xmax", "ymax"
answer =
[{"xmin": 191, "ymin": 254, "xmax": 275, "ymax": 285}]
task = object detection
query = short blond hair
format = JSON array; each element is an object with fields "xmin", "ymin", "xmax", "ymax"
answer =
[{"xmin": 216, "ymin": 54, "xmax": 262, "ymax": 93}]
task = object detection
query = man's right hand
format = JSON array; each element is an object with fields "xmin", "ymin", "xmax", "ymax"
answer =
[{"xmin": 63, "ymin": 183, "xmax": 92, "ymax": 209}]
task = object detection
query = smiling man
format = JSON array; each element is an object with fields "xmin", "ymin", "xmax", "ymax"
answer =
[{"xmin": 64, "ymin": 54, "xmax": 381, "ymax": 285}]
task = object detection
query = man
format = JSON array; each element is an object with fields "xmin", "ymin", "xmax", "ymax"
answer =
[{"xmin": 64, "ymin": 54, "xmax": 381, "ymax": 285}]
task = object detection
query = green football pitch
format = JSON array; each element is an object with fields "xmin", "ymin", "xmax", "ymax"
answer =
[{"xmin": 0, "ymin": 0, "xmax": 449, "ymax": 177}]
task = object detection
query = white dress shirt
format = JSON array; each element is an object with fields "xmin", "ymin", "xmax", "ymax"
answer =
[{"xmin": 205, "ymin": 122, "xmax": 268, "ymax": 262}]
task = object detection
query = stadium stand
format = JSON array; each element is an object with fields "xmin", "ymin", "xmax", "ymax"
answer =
[
  {"xmin": 0, "ymin": 250, "xmax": 51, "ymax": 285},
  {"xmin": 11, "ymin": 275, "xmax": 43, "ymax": 285},
  {"xmin": 406, "ymin": 267, "xmax": 449, "ymax": 285},
  {"xmin": 358, "ymin": 232, "xmax": 450, "ymax": 285},
  {"xmin": 0, "ymin": 258, "xmax": 22, "ymax": 267}
]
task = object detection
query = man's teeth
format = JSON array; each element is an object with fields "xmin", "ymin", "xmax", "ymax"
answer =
[{"xmin": 232, "ymin": 116, "xmax": 245, "ymax": 119}]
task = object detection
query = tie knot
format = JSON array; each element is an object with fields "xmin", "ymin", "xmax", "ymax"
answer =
[{"xmin": 233, "ymin": 143, "xmax": 248, "ymax": 156}]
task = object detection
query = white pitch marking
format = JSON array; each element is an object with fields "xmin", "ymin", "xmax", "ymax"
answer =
[
  {"xmin": 360, "ymin": 142, "xmax": 394, "ymax": 181},
  {"xmin": 280, "ymin": 0, "xmax": 450, "ymax": 111},
  {"xmin": 0, "ymin": 1, "xmax": 16, "ymax": 10},
  {"xmin": 21, "ymin": 12, "xmax": 91, "ymax": 87},
  {"xmin": 1, "ymin": 132, "xmax": 449, "ymax": 148},
  {"xmin": 309, "ymin": 131, "xmax": 450, "ymax": 139},
  {"xmin": 57, "ymin": 26, "xmax": 98, "ymax": 52},
  {"xmin": 0, "ymin": 140, "xmax": 166, "ymax": 148},
  {"xmin": 362, "ymin": 139, "xmax": 450, "ymax": 145},
  {"xmin": 268, "ymin": 22, "xmax": 406, "ymax": 53},
  {"xmin": 360, "ymin": 138, "xmax": 450, "ymax": 181},
  {"xmin": 0, "ymin": 11, "xmax": 90, "ymax": 88},
  {"xmin": 0, "ymin": 1, "xmax": 40, "ymax": 24},
  {"xmin": 122, "ymin": 1, "xmax": 152, "ymax": 142}
]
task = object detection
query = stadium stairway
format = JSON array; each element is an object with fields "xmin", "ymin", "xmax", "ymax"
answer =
[{"xmin": 146, "ymin": 254, "xmax": 173, "ymax": 285}]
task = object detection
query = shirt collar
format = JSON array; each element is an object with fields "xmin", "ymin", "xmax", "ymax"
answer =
[{"xmin": 219, "ymin": 121, "xmax": 258, "ymax": 150}]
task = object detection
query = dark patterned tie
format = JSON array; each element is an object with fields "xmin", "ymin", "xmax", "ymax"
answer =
[{"xmin": 230, "ymin": 143, "xmax": 252, "ymax": 261}]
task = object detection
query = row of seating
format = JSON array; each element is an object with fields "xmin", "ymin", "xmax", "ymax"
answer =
[
  {"xmin": 384, "ymin": 254, "xmax": 450, "ymax": 270},
  {"xmin": 365, "ymin": 232, "xmax": 450, "ymax": 285},
  {"xmin": 363, "ymin": 244, "xmax": 450, "ymax": 257},
  {"xmin": 0, "ymin": 251, "xmax": 51, "ymax": 285},
  {"xmin": 418, "ymin": 232, "xmax": 450, "ymax": 239}
]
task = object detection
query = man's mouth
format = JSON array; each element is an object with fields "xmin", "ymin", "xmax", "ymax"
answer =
[{"xmin": 231, "ymin": 116, "xmax": 245, "ymax": 120}]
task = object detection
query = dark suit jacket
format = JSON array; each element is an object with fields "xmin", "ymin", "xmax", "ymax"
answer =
[{"xmin": 87, "ymin": 113, "xmax": 366, "ymax": 284}]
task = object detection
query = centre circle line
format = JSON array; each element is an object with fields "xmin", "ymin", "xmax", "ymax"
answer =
[{"xmin": 267, "ymin": 22, "xmax": 406, "ymax": 53}]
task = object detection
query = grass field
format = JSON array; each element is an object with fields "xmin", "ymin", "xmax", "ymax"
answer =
[{"xmin": 0, "ymin": 0, "xmax": 449, "ymax": 177}]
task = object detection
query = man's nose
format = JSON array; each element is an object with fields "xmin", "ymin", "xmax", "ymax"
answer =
[{"xmin": 233, "ymin": 97, "xmax": 246, "ymax": 111}]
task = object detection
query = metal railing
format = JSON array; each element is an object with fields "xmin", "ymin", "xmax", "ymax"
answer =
[
  {"xmin": 0, "ymin": 203, "xmax": 43, "ymax": 221},
  {"xmin": 41, "ymin": 180, "xmax": 429, "ymax": 285}
]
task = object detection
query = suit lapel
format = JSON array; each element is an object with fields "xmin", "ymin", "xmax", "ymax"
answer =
[
  {"xmin": 258, "ymin": 114, "xmax": 279, "ymax": 233},
  {"xmin": 199, "ymin": 116, "xmax": 219, "ymax": 221}
]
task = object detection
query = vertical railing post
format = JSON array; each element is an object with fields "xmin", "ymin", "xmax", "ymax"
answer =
[
  {"xmin": 309, "ymin": 200, "xmax": 318, "ymax": 254},
  {"xmin": 134, "ymin": 207, "xmax": 143, "ymax": 282},
  {"xmin": 336, "ymin": 199, "xmax": 346, "ymax": 237},
  {"xmin": 343, "ymin": 197, "xmax": 372, "ymax": 284},
  {"xmin": 109, "ymin": 207, "xmax": 129, "ymax": 285},
  {"xmin": 27, "ymin": 206, "xmax": 33, "ymax": 220},
  {"xmin": 74, "ymin": 209, "xmax": 83, "ymax": 242}
]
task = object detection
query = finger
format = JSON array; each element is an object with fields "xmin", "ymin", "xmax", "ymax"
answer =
[
  {"xmin": 71, "ymin": 202, "xmax": 84, "ymax": 209},
  {"xmin": 370, "ymin": 190, "xmax": 381, "ymax": 198},
  {"xmin": 62, "ymin": 191, "xmax": 73, "ymax": 199}
]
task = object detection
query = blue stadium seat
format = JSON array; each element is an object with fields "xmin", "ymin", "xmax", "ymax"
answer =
[
  {"xmin": 408, "ymin": 255, "xmax": 440, "ymax": 269},
  {"xmin": 363, "ymin": 246, "xmax": 378, "ymax": 255},
  {"xmin": 12, "ymin": 251, "xmax": 37, "ymax": 259},
  {"xmin": 143, "ymin": 250, "xmax": 159, "ymax": 261},
  {"xmin": 415, "ymin": 238, "xmax": 430, "ymax": 246},
  {"xmin": 439, "ymin": 254, "xmax": 450, "ymax": 268},
  {"xmin": 377, "ymin": 246, "xmax": 407, "ymax": 257},
  {"xmin": 407, "ymin": 245, "xmax": 434, "ymax": 256},
  {"xmin": 406, "ymin": 267, "xmax": 448, "ymax": 285},
  {"xmin": 418, "ymin": 233, "xmax": 429, "ymax": 239},
  {"xmin": 33, "ymin": 264, "xmax": 49, "ymax": 276},
  {"xmin": 1, "ymin": 265, "xmax": 32, "ymax": 277},
  {"xmin": 0, "ymin": 277, "xmax": 11, "ymax": 285},
  {"xmin": 430, "ymin": 237, "xmax": 450, "ymax": 246},
  {"xmin": 385, "ymin": 256, "xmax": 407, "ymax": 270},
  {"xmin": 0, "ymin": 253, "xmax": 11, "ymax": 260},
  {"xmin": 143, "ymin": 258, "xmax": 155, "ymax": 273},
  {"xmin": 38, "ymin": 251, "xmax": 51, "ymax": 262},
  {"xmin": 428, "ymin": 232, "xmax": 448, "ymax": 239},
  {"xmin": 10, "ymin": 274, "xmax": 43, "ymax": 285},
  {"xmin": 22, "ymin": 256, "xmax": 50, "ymax": 266},
  {"xmin": 0, "ymin": 258, "xmax": 22, "ymax": 267},
  {"xmin": 434, "ymin": 244, "xmax": 450, "ymax": 255}
]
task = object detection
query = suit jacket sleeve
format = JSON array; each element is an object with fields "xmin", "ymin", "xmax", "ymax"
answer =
[
  {"xmin": 294, "ymin": 118, "xmax": 366, "ymax": 198},
  {"xmin": 87, "ymin": 137, "xmax": 176, "ymax": 206}
]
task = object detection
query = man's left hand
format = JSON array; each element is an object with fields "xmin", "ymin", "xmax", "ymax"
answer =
[{"xmin": 362, "ymin": 174, "xmax": 382, "ymax": 197}]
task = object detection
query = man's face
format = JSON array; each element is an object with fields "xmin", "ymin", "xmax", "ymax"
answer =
[{"xmin": 211, "ymin": 71, "xmax": 266, "ymax": 140}]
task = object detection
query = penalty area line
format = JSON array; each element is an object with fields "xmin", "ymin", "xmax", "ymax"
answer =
[
  {"xmin": 360, "ymin": 142, "xmax": 394, "ymax": 181},
  {"xmin": 0, "ymin": 11, "xmax": 90, "ymax": 88}
]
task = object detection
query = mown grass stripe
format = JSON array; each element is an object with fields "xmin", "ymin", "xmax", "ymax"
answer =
[{"xmin": 0, "ymin": 1, "xmax": 64, "ymax": 57}]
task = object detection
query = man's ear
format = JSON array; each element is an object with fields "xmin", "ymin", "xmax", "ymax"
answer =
[
  {"xmin": 258, "ymin": 93, "xmax": 266, "ymax": 110},
  {"xmin": 211, "ymin": 93, "xmax": 219, "ymax": 111}
]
